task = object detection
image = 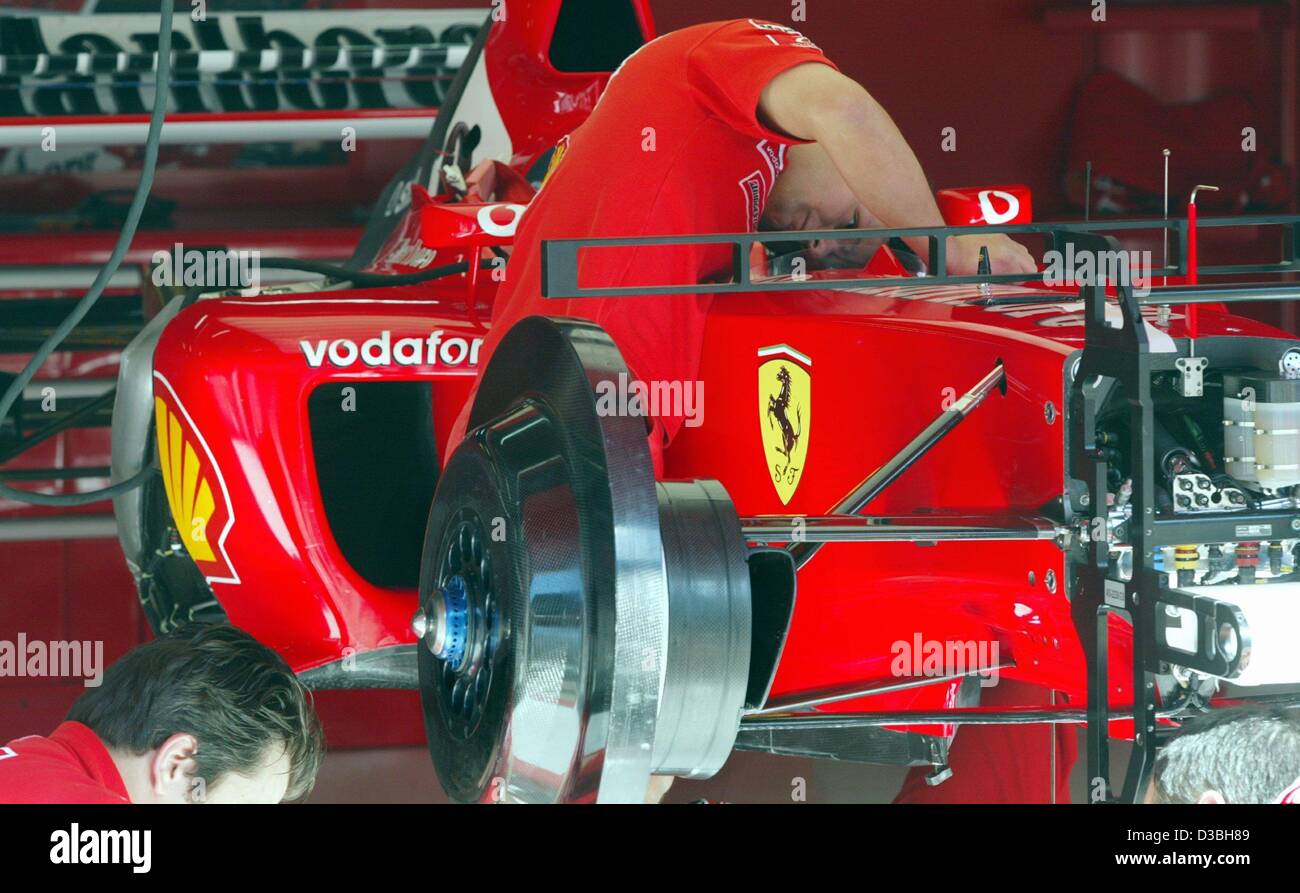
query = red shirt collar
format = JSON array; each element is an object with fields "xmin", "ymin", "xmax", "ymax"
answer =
[{"xmin": 50, "ymin": 721, "xmax": 132, "ymax": 802}]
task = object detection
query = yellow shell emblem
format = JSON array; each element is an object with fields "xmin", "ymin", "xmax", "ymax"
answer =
[
  {"xmin": 155, "ymin": 397, "xmax": 218, "ymax": 562},
  {"xmin": 152, "ymin": 373, "xmax": 238, "ymax": 584},
  {"xmin": 540, "ymin": 135, "xmax": 570, "ymax": 191}
]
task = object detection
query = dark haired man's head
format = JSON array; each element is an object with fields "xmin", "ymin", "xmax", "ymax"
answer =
[
  {"xmin": 67, "ymin": 623, "xmax": 323, "ymax": 803},
  {"xmin": 1148, "ymin": 706, "xmax": 1300, "ymax": 804}
]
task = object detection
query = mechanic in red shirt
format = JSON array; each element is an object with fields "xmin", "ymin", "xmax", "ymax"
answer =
[
  {"xmin": 448, "ymin": 17, "xmax": 1036, "ymax": 458},
  {"xmin": 1145, "ymin": 705, "xmax": 1300, "ymax": 805},
  {"xmin": 0, "ymin": 624, "xmax": 323, "ymax": 804}
]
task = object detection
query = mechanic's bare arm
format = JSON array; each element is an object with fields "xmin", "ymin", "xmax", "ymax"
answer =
[{"xmin": 760, "ymin": 63, "xmax": 1036, "ymax": 275}]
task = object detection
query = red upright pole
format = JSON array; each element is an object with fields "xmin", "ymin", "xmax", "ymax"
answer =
[{"xmin": 1185, "ymin": 199, "xmax": 1199, "ymax": 339}]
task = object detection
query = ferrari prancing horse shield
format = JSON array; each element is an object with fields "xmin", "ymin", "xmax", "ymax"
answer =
[{"xmin": 757, "ymin": 344, "xmax": 811, "ymax": 504}]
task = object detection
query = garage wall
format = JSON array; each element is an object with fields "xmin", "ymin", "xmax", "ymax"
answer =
[
  {"xmin": 653, "ymin": 0, "xmax": 1298, "ymax": 333},
  {"xmin": 655, "ymin": 0, "xmax": 1090, "ymax": 215}
]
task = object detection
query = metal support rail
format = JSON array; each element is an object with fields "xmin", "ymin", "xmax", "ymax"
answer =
[
  {"xmin": 741, "ymin": 514, "xmax": 1061, "ymax": 544},
  {"xmin": 542, "ymin": 215, "xmax": 1300, "ymax": 299}
]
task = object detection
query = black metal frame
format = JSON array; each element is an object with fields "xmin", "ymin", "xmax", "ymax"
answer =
[
  {"xmin": 539, "ymin": 214, "xmax": 1300, "ymax": 790},
  {"xmin": 1064, "ymin": 226, "xmax": 1299, "ymax": 803},
  {"xmin": 542, "ymin": 214, "xmax": 1300, "ymax": 298}
]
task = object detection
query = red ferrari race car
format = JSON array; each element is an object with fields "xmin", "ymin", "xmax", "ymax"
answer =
[{"xmin": 4, "ymin": 0, "xmax": 1300, "ymax": 804}]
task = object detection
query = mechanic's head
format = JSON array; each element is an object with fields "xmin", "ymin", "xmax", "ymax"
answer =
[
  {"xmin": 762, "ymin": 143, "xmax": 884, "ymax": 268},
  {"xmin": 1146, "ymin": 706, "xmax": 1300, "ymax": 804},
  {"xmin": 67, "ymin": 623, "xmax": 324, "ymax": 804}
]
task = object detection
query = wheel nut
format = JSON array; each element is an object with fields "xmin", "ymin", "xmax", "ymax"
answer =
[{"xmin": 411, "ymin": 609, "xmax": 429, "ymax": 639}]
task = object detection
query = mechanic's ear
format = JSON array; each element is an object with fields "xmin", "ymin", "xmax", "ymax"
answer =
[
  {"xmin": 151, "ymin": 732, "xmax": 202, "ymax": 803},
  {"xmin": 1196, "ymin": 789, "xmax": 1227, "ymax": 804}
]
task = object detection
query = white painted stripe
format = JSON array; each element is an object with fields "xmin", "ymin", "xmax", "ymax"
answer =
[
  {"xmin": 218, "ymin": 299, "xmax": 446, "ymax": 306},
  {"xmin": 0, "ymin": 114, "xmax": 435, "ymax": 148},
  {"xmin": 446, "ymin": 45, "xmax": 470, "ymax": 68},
  {"xmin": 198, "ymin": 50, "xmax": 236, "ymax": 73},
  {"xmin": 0, "ymin": 267, "xmax": 328, "ymax": 291}
]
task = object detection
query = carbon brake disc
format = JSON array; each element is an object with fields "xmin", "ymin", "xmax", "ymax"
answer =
[{"xmin": 416, "ymin": 316, "xmax": 752, "ymax": 803}]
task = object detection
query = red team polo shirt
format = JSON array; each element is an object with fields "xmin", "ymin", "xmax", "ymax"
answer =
[
  {"xmin": 0, "ymin": 721, "xmax": 131, "ymax": 803},
  {"xmin": 457, "ymin": 19, "xmax": 836, "ymax": 448}
]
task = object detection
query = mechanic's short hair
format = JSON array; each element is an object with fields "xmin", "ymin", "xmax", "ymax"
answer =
[
  {"xmin": 1151, "ymin": 705, "xmax": 1300, "ymax": 804},
  {"xmin": 67, "ymin": 623, "xmax": 324, "ymax": 801}
]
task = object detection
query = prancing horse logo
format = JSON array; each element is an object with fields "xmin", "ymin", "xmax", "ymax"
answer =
[
  {"xmin": 767, "ymin": 366, "xmax": 802, "ymax": 461},
  {"xmin": 757, "ymin": 345, "xmax": 811, "ymax": 504}
]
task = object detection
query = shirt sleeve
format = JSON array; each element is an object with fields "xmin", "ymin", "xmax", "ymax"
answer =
[{"xmin": 685, "ymin": 19, "xmax": 839, "ymax": 144}]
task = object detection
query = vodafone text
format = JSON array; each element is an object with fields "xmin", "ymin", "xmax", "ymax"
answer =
[{"xmin": 300, "ymin": 330, "xmax": 483, "ymax": 369}]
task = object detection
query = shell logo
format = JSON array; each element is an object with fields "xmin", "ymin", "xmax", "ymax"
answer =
[
  {"xmin": 153, "ymin": 373, "xmax": 239, "ymax": 584},
  {"xmin": 539, "ymin": 134, "xmax": 569, "ymax": 191}
]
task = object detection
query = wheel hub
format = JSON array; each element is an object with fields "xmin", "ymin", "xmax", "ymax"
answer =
[{"xmin": 416, "ymin": 574, "xmax": 470, "ymax": 670}]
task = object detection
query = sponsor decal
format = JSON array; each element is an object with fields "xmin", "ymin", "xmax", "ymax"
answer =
[
  {"xmin": 740, "ymin": 171, "xmax": 765, "ymax": 232},
  {"xmin": 756, "ymin": 139, "xmax": 785, "ymax": 181},
  {"xmin": 384, "ymin": 234, "xmax": 438, "ymax": 270},
  {"xmin": 154, "ymin": 372, "xmax": 239, "ymax": 584},
  {"xmin": 758, "ymin": 344, "xmax": 811, "ymax": 504},
  {"xmin": 540, "ymin": 135, "xmax": 570, "ymax": 191},
  {"xmin": 977, "ymin": 189, "xmax": 1021, "ymax": 225},
  {"xmin": 299, "ymin": 329, "xmax": 483, "ymax": 369},
  {"xmin": 385, "ymin": 178, "xmax": 415, "ymax": 217},
  {"xmin": 747, "ymin": 19, "xmax": 820, "ymax": 49},
  {"xmin": 476, "ymin": 203, "xmax": 527, "ymax": 238},
  {"xmin": 0, "ymin": 11, "xmax": 479, "ymax": 118},
  {"xmin": 846, "ymin": 283, "xmax": 1182, "ymax": 330}
]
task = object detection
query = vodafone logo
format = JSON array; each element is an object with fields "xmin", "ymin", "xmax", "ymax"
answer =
[
  {"xmin": 476, "ymin": 203, "xmax": 526, "ymax": 238},
  {"xmin": 977, "ymin": 190, "xmax": 1021, "ymax": 225},
  {"xmin": 300, "ymin": 330, "xmax": 483, "ymax": 369}
]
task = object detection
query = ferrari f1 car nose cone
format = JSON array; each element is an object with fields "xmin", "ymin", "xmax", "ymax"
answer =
[{"xmin": 417, "ymin": 317, "xmax": 754, "ymax": 803}]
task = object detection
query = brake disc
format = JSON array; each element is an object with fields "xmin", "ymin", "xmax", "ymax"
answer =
[{"xmin": 416, "ymin": 317, "xmax": 753, "ymax": 803}]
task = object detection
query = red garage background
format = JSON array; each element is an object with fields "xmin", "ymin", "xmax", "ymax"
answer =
[{"xmin": 1, "ymin": 0, "xmax": 1296, "ymax": 801}]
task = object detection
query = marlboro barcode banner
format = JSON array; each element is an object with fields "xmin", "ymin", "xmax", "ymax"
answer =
[{"xmin": 0, "ymin": 10, "xmax": 484, "ymax": 116}]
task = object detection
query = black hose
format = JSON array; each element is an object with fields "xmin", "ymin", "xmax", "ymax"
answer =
[
  {"xmin": 180, "ymin": 258, "xmax": 495, "ymax": 308},
  {"xmin": 0, "ymin": 0, "xmax": 173, "ymax": 507}
]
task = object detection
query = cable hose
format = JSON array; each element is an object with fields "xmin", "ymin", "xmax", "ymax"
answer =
[{"xmin": 0, "ymin": 4, "xmax": 172, "ymax": 506}]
